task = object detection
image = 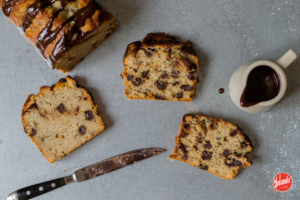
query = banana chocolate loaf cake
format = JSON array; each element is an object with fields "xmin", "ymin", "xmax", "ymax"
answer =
[
  {"xmin": 169, "ymin": 114, "xmax": 253, "ymax": 180},
  {"xmin": 122, "ymin": 33, "xmax": 200, "ymax": 101},
  {"xmin": 22, "ymin": 76, "xmax": 105, "ymax": 163},
  {"xmin": 1, "ymin": 0, "xmax": 115, "ymax": 72}
]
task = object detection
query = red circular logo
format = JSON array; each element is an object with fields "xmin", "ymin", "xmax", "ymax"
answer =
[{"xmin": 273, "ymin": 173, "xmax": 292, "ymax": 192}]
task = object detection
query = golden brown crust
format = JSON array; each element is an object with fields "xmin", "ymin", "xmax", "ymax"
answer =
[
  {"xmin": 122, "ymin": 33, "xmax": 200, "ymax": 101},
  {"xmin": 169, "ymin": 114, "xmax": 253, "ymax": 180},
  {"xmin": 22, "ymin": 76, "xmax": 105, "ymax": 163}
]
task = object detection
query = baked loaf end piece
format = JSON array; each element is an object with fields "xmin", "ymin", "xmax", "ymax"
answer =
[
  {"xmin": 1, "ymin": 0, "xmax": 115, "ymax": 73},
  {"xmin": 169, "ymin": 114, "xmax": 253, "ymax": 180},
  {"xmin": 122, "ymin": 33, "xmax": 200, "ymax": 101},
  {"xmin": 22, "ymin": 76, "xmax": 105, "ymax": 163}
]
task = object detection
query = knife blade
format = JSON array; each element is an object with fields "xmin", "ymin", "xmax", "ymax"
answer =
[{"xmin": 7, "ymin": 148, "xmax": 165, "ymax": 200}]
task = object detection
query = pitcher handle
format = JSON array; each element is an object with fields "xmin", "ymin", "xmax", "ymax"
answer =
[{"xmin": 276, "ymin": 49, "xmax": 298, "ymax": 70}]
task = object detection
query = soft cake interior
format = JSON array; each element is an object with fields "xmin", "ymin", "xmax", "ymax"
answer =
[{"xmin": 22, "ymin": 77, "xmax": 105, "ymax": 163}]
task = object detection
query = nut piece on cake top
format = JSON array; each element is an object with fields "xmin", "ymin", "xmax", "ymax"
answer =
[
  {"xmin": 122, "ymin": 33, "xmax": 200, "ymax": 101},
  {"xmin": 169, "ymin": 114, "xmax": 253, "ymax": 180},
  {"xmin": 22, "ymin": 76, "xmax": 105, "ymax": 163}
]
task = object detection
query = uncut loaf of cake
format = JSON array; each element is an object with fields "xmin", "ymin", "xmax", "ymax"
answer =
[
  {"xmin": 122, "ymin": 33, "xmax": 200, "ymax": 101},
  {"xmin": 22, "ymin": 76, "xmax": 105, "ymax": 163},
  {"xmin": 1, "ymin": 0, "xmax": 115, "ymax": 72},
  {"xmin": 169, "ymin": 114, "xmax": 253, "ymax": 180}
]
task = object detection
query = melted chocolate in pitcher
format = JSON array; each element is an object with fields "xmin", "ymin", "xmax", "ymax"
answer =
[{"xmin": 240, "ymin": 65, "xmax": 280, "ymax": 107}]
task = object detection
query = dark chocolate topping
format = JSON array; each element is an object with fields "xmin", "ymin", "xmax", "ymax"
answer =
[
  {"xmin": 33, "ymin": 0, "xmax": 105, "ymax": 65},
  {"xmin": 142, "ymin": 33, "xmax": 180, "ymax": 47},
  {"xmin": 3, "ymin": 0, "xmax": 18, "ymax": 16},
  {"xmin": 21, "ymin": 0, "xmax": 44, "ymax": 31},
  {"xmin": 36, "ymin": 0, "xmax": 76, "ymax": 59},
  {"xmin": 240, "ymin": 65, "xmax": 280, "ymax": 107},
  {"xmin": 49, "ymin": 0, "xmax": 104, "ymax": 64}
]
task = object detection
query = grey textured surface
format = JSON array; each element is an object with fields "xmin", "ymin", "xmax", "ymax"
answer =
[{"xmin": 0, "ymin": 0, "xmax": 299, "ymax": 199}]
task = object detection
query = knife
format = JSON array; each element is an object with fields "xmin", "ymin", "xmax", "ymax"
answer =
[{"xmin": 7, "ymin": 148, "xmax": 165, "ymax": 200}]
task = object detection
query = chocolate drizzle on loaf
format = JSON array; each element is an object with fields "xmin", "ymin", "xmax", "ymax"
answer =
[
  {"xmin": 49, "ymin": 0, "xmax": 104, "ymax": 64},
  {"xmin": 2, "ymin": 0, "xmax": 18, "ymax": 16},
  {"xmin": 21, "ymin": 0, "xmax": 45, "ymax": 31},
  {"xmin": 35, "ymin": 0, "xmax": 75, "ymax": 60},
  {"xmin": 25, "ymin": 0, "xmax": 106, "ymax": 65}
]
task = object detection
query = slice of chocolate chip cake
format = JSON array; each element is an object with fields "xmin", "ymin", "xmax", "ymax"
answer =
[
  {"xmin": 122, "ymin": 33, "xmax": 200, "ymax": 101},
  {"xmin": 22, "ymin": 76, "xmax": 105, "ymax": 163},
  {"xmin": 169, "ymin": 114, "xmax": 253, "ymax": 180}
]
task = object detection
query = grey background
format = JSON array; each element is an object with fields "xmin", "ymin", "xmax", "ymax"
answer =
[{"xmin": 0, "ymin": 0, "xmax": 299, "ymax": 199}]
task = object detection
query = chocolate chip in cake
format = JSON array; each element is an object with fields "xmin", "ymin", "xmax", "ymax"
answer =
[
  {"xmin": 171, "ymin": 70, "xmax": 180, "ymax": 78},
  {"xmin": 167, "ymin": 49, "xmax": 172, "ymax": 58},
  {"xmin": 28, "ymin": 103, "xmax": 38, "ymax": 110},
  {"xmin": 127, "ymin": 75, "xmax": 134, "ymax": 81},
  {"xmin": 155, "ymin": 81, "xmax": 168, "ymax": 90},
  {"xmin": 183, "ymin": 123, "xmax": 190, "ymax": 129},
  {"xmin": 240, "ymin": 142, "xmax": 248, "ymax": 149},
  {"xmin": 155, "ymin": 95, "xmax": 164, "ymax": 100},
  {"xmin": 225, "ymin": 158, "xmax": 242, "ymax": 167},
  {"xmin": 223, "ymin": 149, "xmax": 231, "ymax": 157},
  {"xmin": 181, "ymin": 132, "xmax": 188, "ymax": 138},
  {"xmin": 85, "ymin": 111, "xmax": 94, "ymax": 120},
  {"xmin": 207, "ymin": 119, "xmax": 217, "ymax": 129},
  {"xmin": 144, "ymin": 50, "xmax": 152, "ymax": 57},
  {"xmin": 202, "ymin": 151, "xmax": 213, "ymax": 160},
  {"xmin": 188, "ymin": 73, "xmax": 197, "ymax": 81},
  {"xmin": 59, "ymin": 78, "xmax": 67, "ymax": 83},
  {"xmin": 181, "ymin": 85, "xmax": 193, "ymax": 91},
  {"xmin": 180, "ymin": 58, "xmax": 192, "ymax": 67},
  {"xmin": 142, "ymin": 70, "xmax": 150, "ymax": 79},
  {"xmin": 182, "ymin": 154, "xmax": 188, "ymax": 160},
  {"xmin": 132, "ymin": 78, "xmax": 143, "ymax": 86},
  {"xmin": 230, "ymin": 130, "xmax": 238, "ymax": 137},
  {"xmin": 172, "ymin": 81, "xmax": 180, "ymax": 86},
  {"xmin": 189, "ymin": 64, "xmax": 198, "ymax": 70},
  {"xmin": 75, "ymin": 106, "xmax": 80, "ymax": 114},
  {"xmin": 161, "ymin": 72, "xmax": 169, "ymax": 79},
  {"xmin": 233, "ymin": 152, "xmax": 242, "ymax": 158},
  {"xmin": 199, "ymin": 164, "xmax": 208, "ymax": 170},
  {"xmin": 196, "ymin": 133, "xmax": 203, "ymax": 143},
  {"xmin": 176, "ymin": 92, "xmax": 183, "ymax": 99},
  {"xmin": 30, "ymin": 128, "xmax": 36, "ymax": 137},
  {"xmin": 57, "ymin": 103, "xmax": 66, "ymax": 113},
  {"xmin": 203, "ymin": 141, "xmax": 212, "ymax": 149},
  {"xmin": 193, "ymin": 145, "xmax": 198, "ymax": 151},
  {"xmin": 78, "ymin": 126, "xmax": 86, "ymax": 135},
  {"xmin": 178, "ymin": 143, "xmax": 188, "ymax": 154}
]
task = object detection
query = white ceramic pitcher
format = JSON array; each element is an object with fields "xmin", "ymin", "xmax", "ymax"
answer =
[{"xmin": 229, "ymin": 49, "xmax": 298, "ymax": 114}]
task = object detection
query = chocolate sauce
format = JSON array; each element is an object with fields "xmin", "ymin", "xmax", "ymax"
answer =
[
  {"xmin": 240, "ymin": 65, "xmax": 280, "ymax": 107},
  {"xmin": 36, "ymin": 0, "xmax": 75, "ymax": 58},
  {"xmin": 218, "ymin": 88, "xmax": 224, "ymax": 94},
  {"xmin": 49, "ymin": 0, "xmax": 103, "ymax": 64},
  {"xmin": 3, "ymin": 0, "xmax": 18, "ymax": 16},
  {"xmin": 21, "ymin": 0, "xmax": 43, "ymax": 31}
]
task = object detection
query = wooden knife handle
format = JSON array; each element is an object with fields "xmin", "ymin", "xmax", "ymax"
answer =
[{"xmin": 7, "ymin": 177, "xmax": 66, "ymax": 200}]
